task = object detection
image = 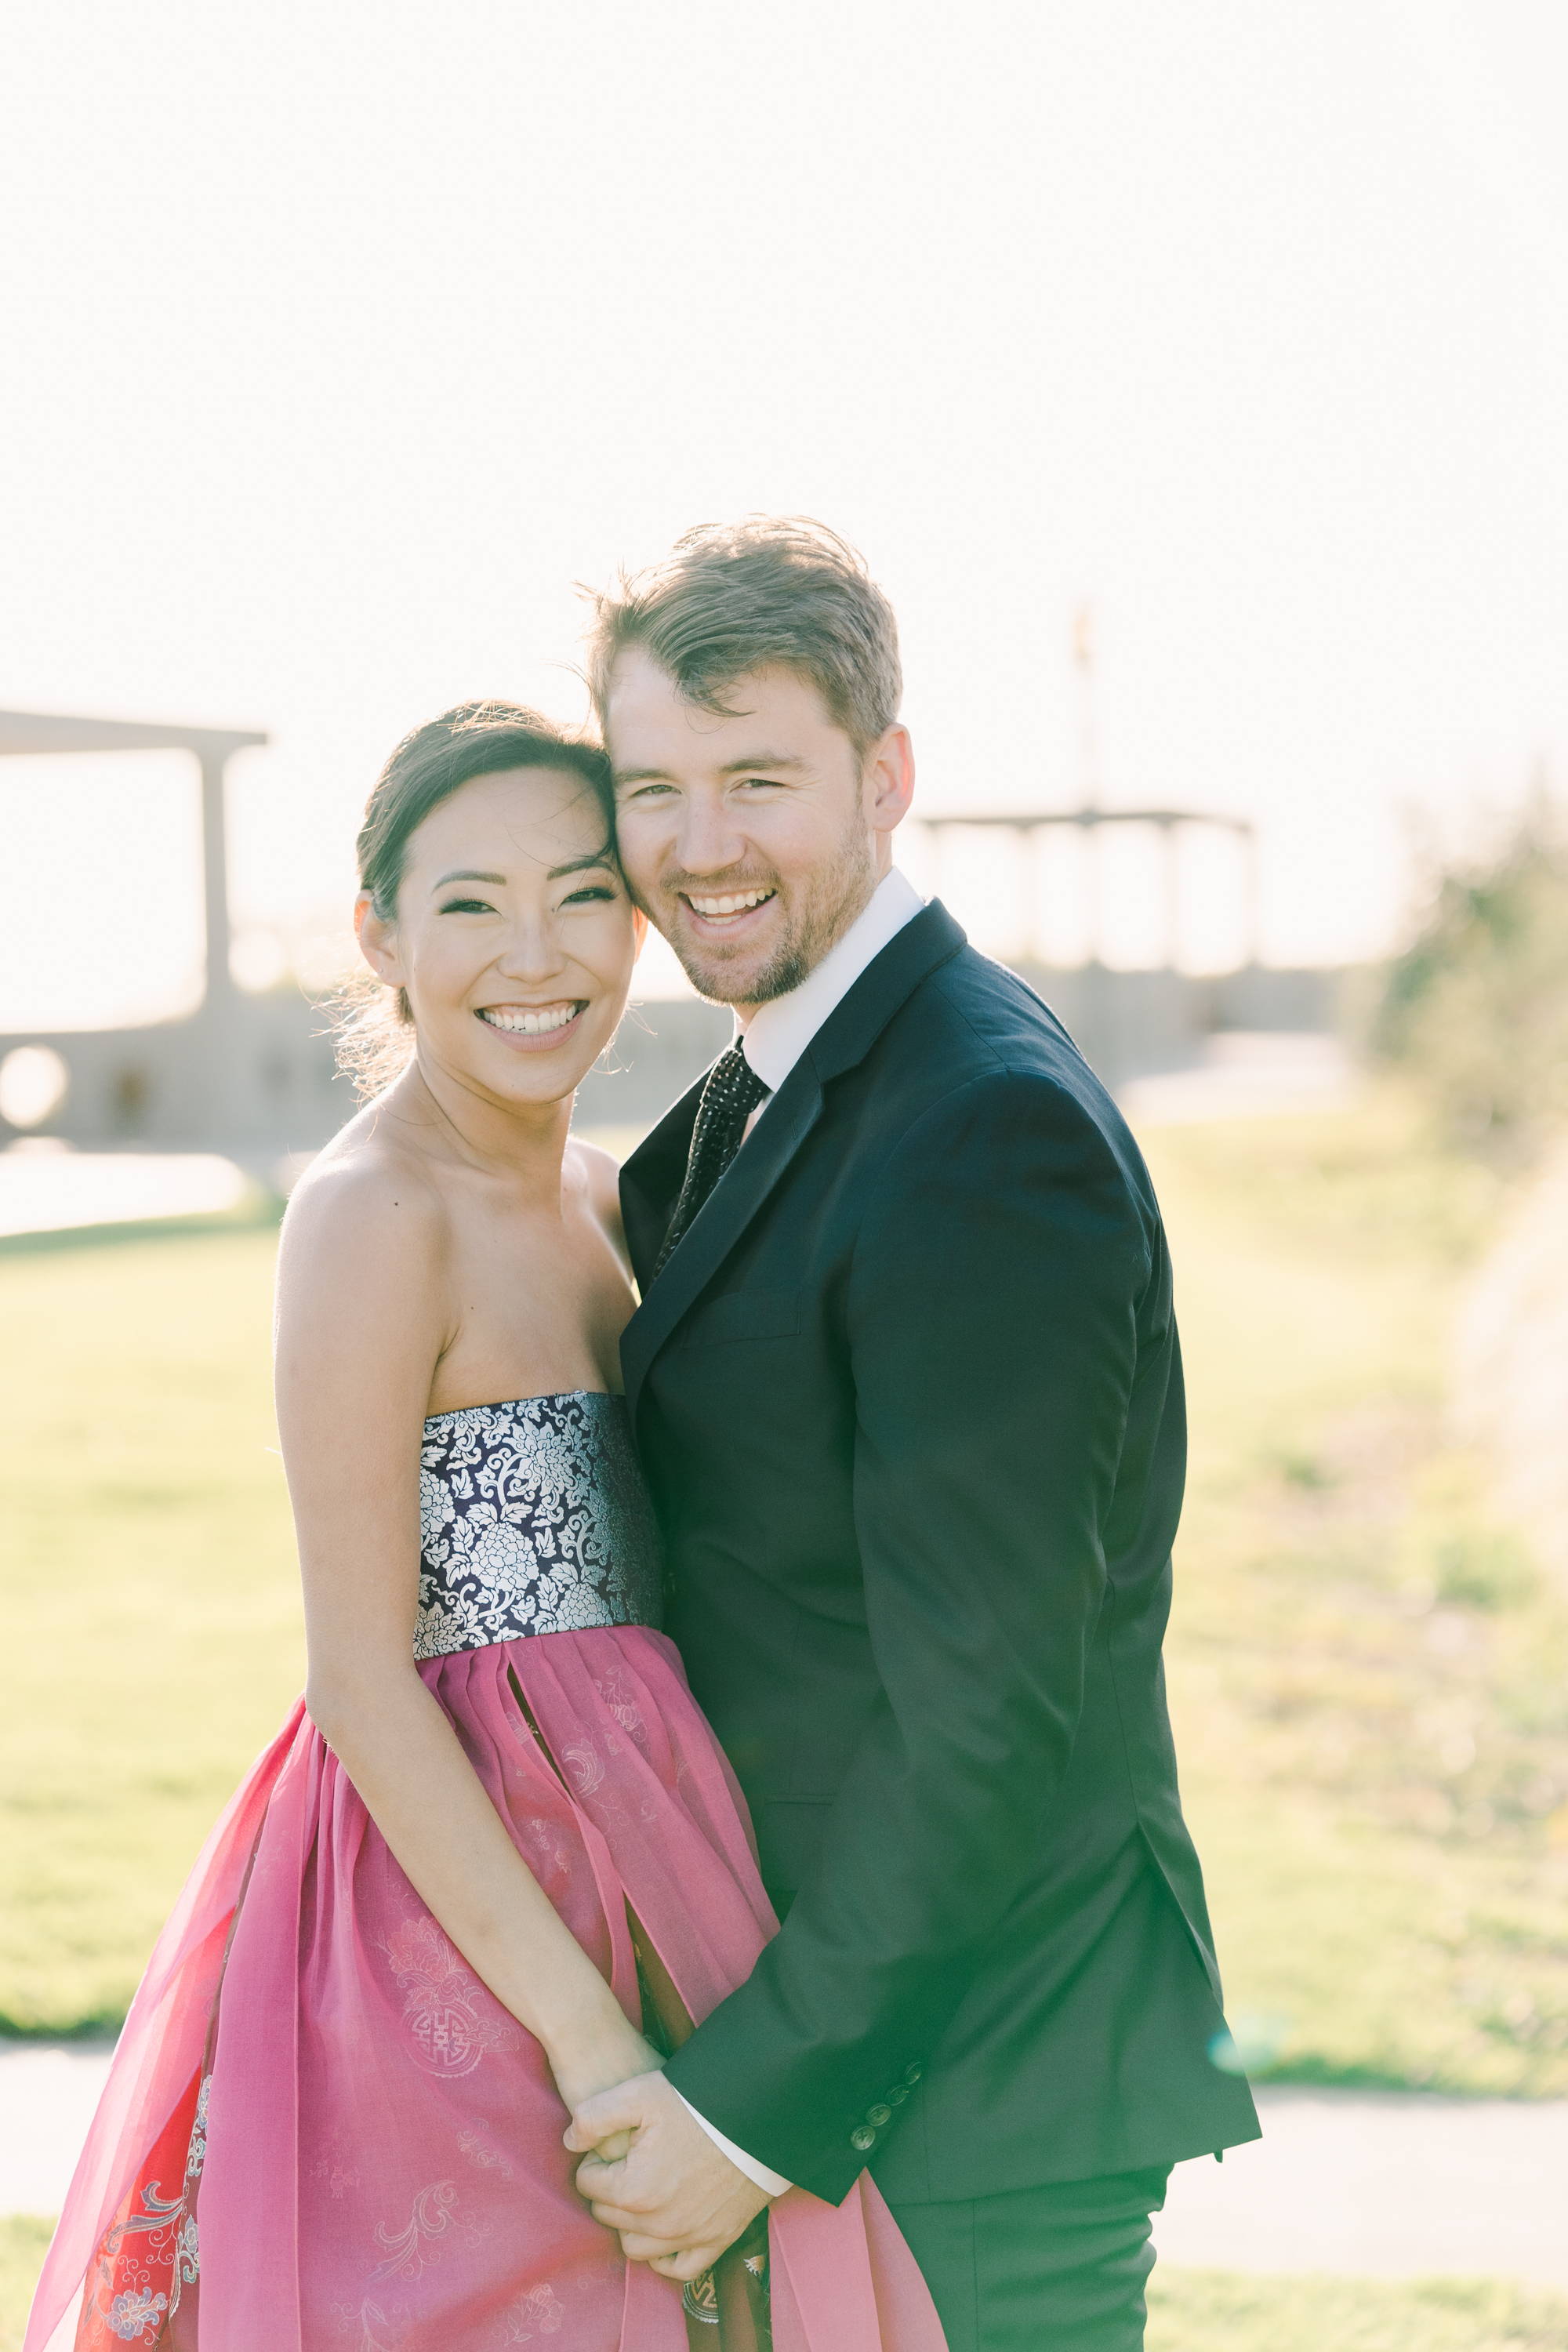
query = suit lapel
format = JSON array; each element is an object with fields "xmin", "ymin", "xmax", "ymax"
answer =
[
  {"xmin": 619, "ymin": 900, "xmax": 970, "ymax": 1423},
  {"xmin": 619, "ymin": 1072, "xmax": 706, "ymax": 1290},
  {"xmin": 803, "ymin": 898, "xmax": 966, "ymax": 1083}
]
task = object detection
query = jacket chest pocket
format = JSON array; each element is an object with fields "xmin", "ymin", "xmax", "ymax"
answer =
[{"xmin": 675, "ymin": 1286, "xmax": 802, "ymax": 1348}]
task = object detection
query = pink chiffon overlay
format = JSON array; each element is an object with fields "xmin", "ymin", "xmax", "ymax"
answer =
[{"xmin": 27, "ymin": 1628, "xmax": 946, "ymax": 2350}]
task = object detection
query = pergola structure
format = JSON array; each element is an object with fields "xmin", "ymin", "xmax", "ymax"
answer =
[
  {"xmin": 916, "ymin": 804, "xmax": 1260, "ymax": 971},
  {"xmin": 0, "ymin": 707, "xmax": 270, "ymax": 1014},
  {"xmin": 0, "ymin": 707, "xmax": 328, "ymax": 1156}
]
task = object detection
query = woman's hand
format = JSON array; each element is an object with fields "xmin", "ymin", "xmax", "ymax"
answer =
[{"xmin": 550, "ymin": 2023, "xmax": 666, "ymax": 2164}]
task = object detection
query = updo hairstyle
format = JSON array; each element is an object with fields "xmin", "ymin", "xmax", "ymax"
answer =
[{"xmin": 335, "ymin": 700, "xmax": 615, "ymax": 1097}]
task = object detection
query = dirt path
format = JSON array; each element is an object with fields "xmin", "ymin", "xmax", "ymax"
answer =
[
  {"xmin": 5, "ymin": 2049, "xmax": 1565, "ymax": 2288},
  {"xmin": 1160, "ymin": 2085, "xmax": 1568, "ymax": 2287}
]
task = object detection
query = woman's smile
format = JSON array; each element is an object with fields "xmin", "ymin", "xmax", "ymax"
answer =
[{"xmin": 475, "ymin": 998, "xmax": 588, "ymax": 1047}]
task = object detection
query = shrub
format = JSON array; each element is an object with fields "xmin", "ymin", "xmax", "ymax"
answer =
[{"xmin": 1374, "ymin": 803, "xmax": 1568, "ymax": 1156}]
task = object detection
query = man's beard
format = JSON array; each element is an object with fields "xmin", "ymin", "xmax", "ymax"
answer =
[{"xmin": 657, "ymin": 813, "xmax": 878, "ymax": 1008}]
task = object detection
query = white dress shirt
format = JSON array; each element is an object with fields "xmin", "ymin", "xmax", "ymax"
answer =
[{"xmin": 673, "ymin": 866, "xmax": 926, "ymax": 2197}]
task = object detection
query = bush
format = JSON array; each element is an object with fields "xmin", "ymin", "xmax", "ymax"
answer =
[{"xmin": 1374, "ymin": 804, "xmax": 1568, "ymax": 1156}]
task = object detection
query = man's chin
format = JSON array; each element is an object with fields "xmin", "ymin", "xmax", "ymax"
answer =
[
  {"xmin": 673, "ymin": 938, "xmax": 811, "ymax": 1010},
  {"xmin": 673, "ymin": 949, "xmax": 765, "ymax": 1009},
  {"xmin": 663, "ymin": 920, "xmax": 775, "ymax": 1008}
]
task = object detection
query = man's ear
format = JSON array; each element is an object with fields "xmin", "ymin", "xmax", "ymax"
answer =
[
  {"xmin": 355, "ymin": 891, "xmax": 406, "ymax": 989},
  {"xmin": 865, "ymin": 724, "xmax": 915, "ymax": 842},
  {"xmin": 631, "ymin": 906, "xmax": 649, "ymax": 960}
]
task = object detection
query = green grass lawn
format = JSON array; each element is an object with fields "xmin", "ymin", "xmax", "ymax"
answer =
[
  {"xmin": 1146, "ymin": 2269, "xmax": 1568, "ymax": 2351},
  {"xmin": 0, "ymin": 1217, "xmax": 303, "ymax": 2034},
  {"xmin": 1, "ymin": 1090, "xmax": 1566, "ymax": 2087},
  {"xmin": 1, "ymin": 2220, "xmax": 55, "ymax": 2352},
  {"xmin": 1145, "ymin": 1091, "xmax": 1568, "ymax": 2096}
]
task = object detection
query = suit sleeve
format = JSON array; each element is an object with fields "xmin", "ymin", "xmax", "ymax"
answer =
[{"xmin": 661, "ymin": 1069, "xmax": 1152, "ymax": 2199}]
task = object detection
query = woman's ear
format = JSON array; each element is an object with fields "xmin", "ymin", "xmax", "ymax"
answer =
[
  {"xmin": 631, "ymin": 905, "xmax": 648, "ymax": 960},
  {"xmin": 354, "ymin": 891, "xmax": 405, "ymax": 989}
]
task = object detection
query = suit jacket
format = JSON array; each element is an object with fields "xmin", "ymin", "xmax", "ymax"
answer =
[{"xmin": 619, "ymin": 902, "xmax": 1261, "ymax": 2205}]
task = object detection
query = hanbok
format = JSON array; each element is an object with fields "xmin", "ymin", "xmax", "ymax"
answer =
[{"xmin": 27, "ymin": 1392, "xmax": 944, "ymax": 2352}]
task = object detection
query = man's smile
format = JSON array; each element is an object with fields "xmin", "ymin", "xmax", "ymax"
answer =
[{"xmin": 678, "ymin": 887, "xmax": 778, "ymax": 931}]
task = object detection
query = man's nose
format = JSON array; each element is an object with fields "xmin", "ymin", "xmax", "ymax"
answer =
[{"xmin": 674, "ymin": 797, "xmax": 749, "ymax": 876}]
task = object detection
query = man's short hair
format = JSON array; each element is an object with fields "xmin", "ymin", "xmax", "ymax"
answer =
[{"xmin": 586, "ymin": 516, "xmax": 902, "ymax": 758}]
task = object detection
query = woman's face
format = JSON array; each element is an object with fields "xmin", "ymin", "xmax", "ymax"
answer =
[{"xmin": 357, "ymin": 767, "xmax": 641, "ymax": 1112}]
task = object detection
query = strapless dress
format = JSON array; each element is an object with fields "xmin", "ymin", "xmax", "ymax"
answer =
[{"xmin": 27, "ymin": 1394, "xmax": 943, "ymax": 2352}]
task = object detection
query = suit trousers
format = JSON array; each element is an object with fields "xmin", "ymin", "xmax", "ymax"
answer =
[{"xmin": 885, "ymin": 2165, "xmax": 1172, "ymax": 2352}]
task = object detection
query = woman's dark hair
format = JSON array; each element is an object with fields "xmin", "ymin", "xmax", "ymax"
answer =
[
  {"xmin": 358, "ymin": 699, "xmax": 614, "ymax": 918},
  {"xmin": 336, "ymin": 700, "xmax": 615, "ymax": 1096}
]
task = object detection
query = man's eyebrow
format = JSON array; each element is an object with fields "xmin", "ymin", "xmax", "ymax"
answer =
[
  {"xmin": 612, "ymin": 753, "xmax": 808, "ymax": 786},
  {"xmin": 718, "ymin": 751, "xmax": 808, "ymax": 775}
]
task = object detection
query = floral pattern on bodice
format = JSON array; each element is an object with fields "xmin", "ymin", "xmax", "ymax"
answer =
[{"xmin": 415, "ymin": 1392, "xmax": 662, "ymax": 1660}]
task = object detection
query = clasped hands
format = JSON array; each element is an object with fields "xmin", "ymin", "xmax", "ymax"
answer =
[{"xmin": 564, "ymin": 2071, "xmax": 773, "ymax": 2283}]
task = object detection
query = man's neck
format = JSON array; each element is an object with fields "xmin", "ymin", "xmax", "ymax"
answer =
[{"xmin": 731, "ymin": 869, "xmax": 926, "ymax": 1097}]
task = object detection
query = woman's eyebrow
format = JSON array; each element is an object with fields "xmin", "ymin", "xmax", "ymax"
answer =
[
  {"xmin": 548, "ymin": 851, "xmax": 615, "ymax": 880},
  {"xmin": 430, "ymin": 854, "xmax": 614, "ymax": 891}
]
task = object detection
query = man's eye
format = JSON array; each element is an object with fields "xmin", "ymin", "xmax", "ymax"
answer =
[
  {"xmin": 622, "ymin": 782, "xmax": 674, "ymax": 800},
  {"xmin": 439, "ymin": 897, "xmax": 494, "ymax": 914},
  {"xmin": 735, "ymin": 777, "xmax": 782, "ymax": 790}
]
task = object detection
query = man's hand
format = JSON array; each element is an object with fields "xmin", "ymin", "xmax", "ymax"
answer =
[{"xmin": 564, "ymin": 2070, "xmax": 771, "ymax": 2281}]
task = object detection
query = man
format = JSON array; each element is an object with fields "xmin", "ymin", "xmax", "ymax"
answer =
[{"xmin": 565, "ymin": 519, "xmax": 1259, "ymax": 2349}]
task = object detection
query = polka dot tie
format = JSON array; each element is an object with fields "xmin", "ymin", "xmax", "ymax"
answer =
[{"xmin": 654, "ymin": 1043, "xmax": 771, "ymax": 1276}]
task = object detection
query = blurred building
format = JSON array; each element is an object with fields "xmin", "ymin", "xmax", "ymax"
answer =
[
  {"xmin": 0, "ymin": 706, "xmax": 1340, "ymax": 1160},
  {"xmin": 0, "ymin": 708, "xmax": 343, "ymax": 1160}
]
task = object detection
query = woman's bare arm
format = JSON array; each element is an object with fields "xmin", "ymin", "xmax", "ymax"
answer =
[{"xmin": 274, "ymin": 1152, "xmax": 657, "ymax": 2110}]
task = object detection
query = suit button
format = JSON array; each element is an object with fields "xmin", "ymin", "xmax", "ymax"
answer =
[
  {"xmin": 851, "ymin": 2125, "xmax": 877, "ymax": 2152},
  {"xmin": 866, "ymin": 2103, "xmax": 892, "ymax": 2126},
  {"xmin": 903, "ymin": 2062, "xmax": 924, "ymax": 2085},
  {"xmin": 888, "ymin": 2085, "xmax": 908, "ymax": 2106}
]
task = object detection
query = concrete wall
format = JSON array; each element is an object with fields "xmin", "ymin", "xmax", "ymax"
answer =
[
  {"xmin": 0, "ymin": 995, "xmax": 349, "ymax": 1161},
  {"xmin": 0, "ymin": 961, "xmax": 1345, "ymax": 1157}
]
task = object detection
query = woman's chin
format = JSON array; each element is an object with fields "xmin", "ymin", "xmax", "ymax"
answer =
[{"xmin": 456, "ymin": 1022, "xmax": 617, "ymax": 1110}]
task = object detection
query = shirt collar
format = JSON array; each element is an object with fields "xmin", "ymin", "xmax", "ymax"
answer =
[{"xmin": 739, "ymin": 867, "xmax": 926, "ymax": 1096}]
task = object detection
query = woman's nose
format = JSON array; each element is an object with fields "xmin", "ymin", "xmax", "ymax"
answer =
[{"xmin": 495, "ymin": 918, "xmax": 568, "ymax": 981}]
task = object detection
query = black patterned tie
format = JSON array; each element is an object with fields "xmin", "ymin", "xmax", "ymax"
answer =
[{"xmin": 654, "ymin": 1043, "xmax": 771, "ymax": 1276}]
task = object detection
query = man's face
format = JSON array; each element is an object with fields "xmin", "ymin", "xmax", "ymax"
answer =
[{"xmin": 606, "ymin": 649, "xmax": 912, "ymax": 1009}]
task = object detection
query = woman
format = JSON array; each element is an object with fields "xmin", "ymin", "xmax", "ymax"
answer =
[{"xmin": 27, "ymin": 704, "xmax": 944, "ymax": 2352}]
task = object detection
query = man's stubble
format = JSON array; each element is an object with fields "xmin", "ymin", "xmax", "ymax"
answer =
[{"xmin": 648, "ymin": 800, "xmax": 879, "ymax": 1013}]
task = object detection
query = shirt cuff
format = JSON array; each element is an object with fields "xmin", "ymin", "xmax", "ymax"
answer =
[{"xmin": 673, "ymin": 2090, "xmax": 793, "ymax": 2197}]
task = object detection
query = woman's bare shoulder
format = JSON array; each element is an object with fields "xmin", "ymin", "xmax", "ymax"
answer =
[
  {"xmin": 566, "ymin": 1134, "xmax": 626, "ymax": 1240},
  {"xmin": 281, "ymin": 1102, "xmax": 449, "ymax": 1283},
  {"xmin": 568, "ymin": 1133, "xmax": 622, "ymax": 1203}
]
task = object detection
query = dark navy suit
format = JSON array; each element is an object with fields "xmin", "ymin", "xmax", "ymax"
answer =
[{"xmin": 619, "ymin": 903, "xmax": 1258, "ymax": 2343}]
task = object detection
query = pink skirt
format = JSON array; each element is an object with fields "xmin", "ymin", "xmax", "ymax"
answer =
[{"xmin": 26, "ymin": 1628, "xmax": 945, "ymax": 2351}]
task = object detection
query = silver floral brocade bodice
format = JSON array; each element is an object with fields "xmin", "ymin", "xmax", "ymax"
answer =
[{"xmin": 415, "ymin": 1392, "xmax": 663, "ymax": 1661}]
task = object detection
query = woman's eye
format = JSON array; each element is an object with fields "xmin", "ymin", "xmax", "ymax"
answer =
[
  {"xmin": 561, "ymin": 884, "xmax": 616, "ymax": 906},
  {"xmin": 438, "ymin": 897, "xmax": 494, "ymax": 915}
]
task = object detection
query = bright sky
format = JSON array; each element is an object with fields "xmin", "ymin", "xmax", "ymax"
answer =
[{"xmin": 4, "ymin": 0, "xmax": 1568, "ymax": 1025}]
